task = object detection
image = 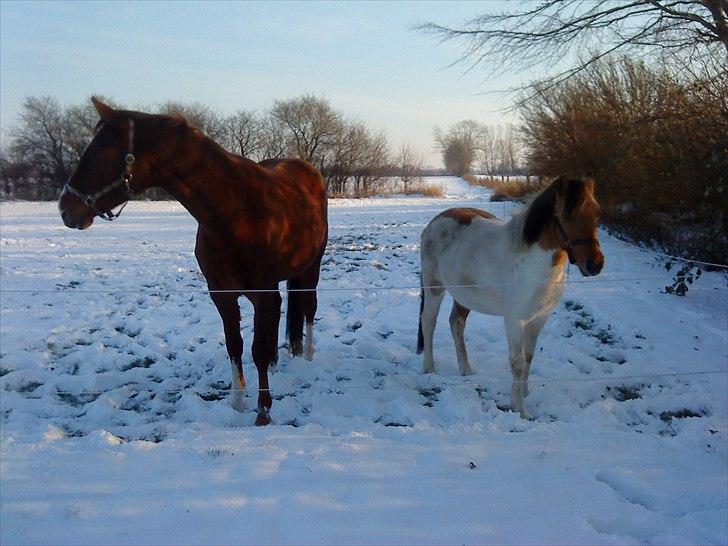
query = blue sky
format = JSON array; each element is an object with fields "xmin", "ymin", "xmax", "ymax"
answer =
[{"xmin": 1, "ymin": 0, "xmax": 526, "ymax": 166}]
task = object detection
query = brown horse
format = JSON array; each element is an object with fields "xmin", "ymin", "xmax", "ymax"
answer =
[{"xmin": 59, "ymin": 98, "xmax": 328, "ymax": 425}]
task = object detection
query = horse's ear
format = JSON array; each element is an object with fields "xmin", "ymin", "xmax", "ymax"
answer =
[
  {"xmin": 552, "ymin": 175, "xmax": 569, "ymax": 195},
  {"xmin": 91, "ymin": 97, "xmax": 115, "ymax": 121},
  {"xmin": 165, "ymin": 113, "xmax": 188, "ymax": 130},
  {"xmin": 582, "ymin": 172, "xmax": 596, "ymax": 190}
]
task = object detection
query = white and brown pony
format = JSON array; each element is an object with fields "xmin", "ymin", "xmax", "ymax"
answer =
[{"xmin": 417, "ymin": 175, "xmax": 604, "ymax": 418}]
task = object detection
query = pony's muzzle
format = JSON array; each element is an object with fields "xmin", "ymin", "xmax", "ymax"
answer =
[{"xmin": 585, "ymin": 258, "xmax": 604, "ymax": 276}]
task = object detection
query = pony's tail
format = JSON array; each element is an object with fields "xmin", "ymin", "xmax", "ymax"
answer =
[{"xmin": 416, "ymin": 275, "xmax": 424, "ymax": 354}]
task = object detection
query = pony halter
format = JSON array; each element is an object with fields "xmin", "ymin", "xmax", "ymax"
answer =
[
  {"xmin": 553, "ymin": 215, "xmax": 600, "ymax": 254},
  {"xmin": 63, "ymin": 119, "xmax": 136, "ymax": 221}
]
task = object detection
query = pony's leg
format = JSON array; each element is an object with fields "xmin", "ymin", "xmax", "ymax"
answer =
[
  {"xmin": 522, "ymin": 315, "xmax": 548, "ymax": 398},
  {"xmin": 210, "ymin": 292, "xmax": 245, "ymax": 412},
  {"xmin": 250, "ymin": 291, "xmax": 282, "ymax": 426},
  {"xmin": 449, "ymin": 300, "xmax": 475, "ymax": 375},
  {"xmin": 504, "ymin": 316, "xmax": 530, "ymax": 418},
  {"xmin": 420, "ymin": 286, "xmax": 445, "ymax": 374}
]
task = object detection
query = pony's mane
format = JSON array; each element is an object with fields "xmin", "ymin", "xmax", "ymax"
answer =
[
  {"xmin": 507, "ymin": 178, "xmax": 590, "ymax": 251},
  {"xmin": 506, "ymin": 185, "xmax": 556, "ymax": 251}
]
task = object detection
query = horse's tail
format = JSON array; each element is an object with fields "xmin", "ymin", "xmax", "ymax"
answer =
[
  {"xmin": 416, "ymin": 274, "xmax": 424, "ymax": 354},
  {"xmin": 286, "ymin": 279, "xmax": 305, "ymax": 356}
]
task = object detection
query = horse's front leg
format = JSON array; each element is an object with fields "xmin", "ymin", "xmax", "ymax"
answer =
[
  {"xmin": 210, "ymin": 292, "xmax": 246, "ymax": 412},
  {"xmin": 522, "ymin": 315, "xmax": 549, "ymax": 398},
  {"xmin": 504, "ymin": 316, "xmax": 530, "ymax": 419},
  {"xmin": 250, "ymin": 290, "xmax": 282, "ymax": 426}
]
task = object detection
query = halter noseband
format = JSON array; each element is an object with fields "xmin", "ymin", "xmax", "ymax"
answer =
[
  {"xmin": 553, "ymin": 214, "xmax": 600, "ymax": 260},
  {"xmin": 63, "ymin": 119, "xmax": 136, "ymax": 221}
]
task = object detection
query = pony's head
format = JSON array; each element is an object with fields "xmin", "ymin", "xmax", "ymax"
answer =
[
  {"xmin": 59, "ymin": 98, "xmax": 186, "ymax": 229},
  {"xmin": 551, "ymin": 175, "xmax": 604, "ymax": 276}
]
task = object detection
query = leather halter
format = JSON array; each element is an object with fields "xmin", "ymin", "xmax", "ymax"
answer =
[
  {"xmin": 553, "ymin": 215, "xmax": 600, "ymax": 262},
  {"xmin": 63, "ymin": 119, "xmax": 136, "ymax": 221}
]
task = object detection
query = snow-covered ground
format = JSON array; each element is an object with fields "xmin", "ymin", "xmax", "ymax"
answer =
[{"xmin": 1, "ymin": 177, "xmax": 726, "ymax": 545}]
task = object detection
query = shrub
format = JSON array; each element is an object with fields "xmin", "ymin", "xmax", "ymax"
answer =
[
  {"xmin": 519, "ymin": 57, "xmax": 728, "ymax": 264},
  {"xmin": 464, "ymin": 174, "xmax": 548, "ymax": 202}
]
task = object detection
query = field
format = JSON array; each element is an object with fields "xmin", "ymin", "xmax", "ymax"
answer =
[{"xmin": 1, "ymin": 177, "xmax": 726, "ymax": 544}]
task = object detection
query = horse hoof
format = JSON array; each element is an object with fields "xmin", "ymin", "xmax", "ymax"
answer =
[
  {"xmin": 303, "ymin": 342, "xmax": 314, "ymax": 361},
  {"xmin": 230, "ymin": 393, "xmax": 246, "ymax": 413},
  {"xmin": 460, "ymin": 366, "xmax": 477, "ymax": 376},
  {"xmin": 290, "ymin": 340, "xmax": 303, "ymax": 357},
  {"xmin": 255, "ymin": 411, "xmax": 272, "ymax": 426}
]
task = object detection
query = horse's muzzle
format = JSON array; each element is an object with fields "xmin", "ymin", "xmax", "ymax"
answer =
[
  {"xmin": 584, "ymin": 258, "xmax": 603, "ymax": 276},
  {"xmin": 59, "ymin": 188, "xmax": 95, "ymax": 230}
]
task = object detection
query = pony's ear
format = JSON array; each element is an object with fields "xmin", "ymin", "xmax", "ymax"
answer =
[
  {"xmin": 552, "ymin": 175, "xmax": 569, "ymax": 195},
  {"xmin": 91, "ymin": 97, "xmax": 116, "ymax": 121}
]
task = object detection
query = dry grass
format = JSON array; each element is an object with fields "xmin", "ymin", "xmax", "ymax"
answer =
[
  {"xmin": 402, "ymin": 181, "xmax": 445, "ymax": 197},
  {"xmin": 464, "ymin": 174, "xmax": 548, "ymax": 201}
]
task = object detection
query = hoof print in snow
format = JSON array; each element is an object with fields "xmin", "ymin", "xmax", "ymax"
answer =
[
  {"xmin": 606, "ymin": 384, "xmax": 643, "ymax": 401},
  {"xmin": 120, "ymin": 356, "xmax": 156, "ymax": 372},
  {"xmin": 197, "ymin": 391, "xmax": 226, "ymax": 402},
  {"xmin": 347, "ymin": 321, "xmax": 363, "ymax": 332},
  {"xmin": 56, "ymin": 391, "xmax": 101, "ymax": 406},
  {"xmin": 418, "ymin": 386, "xmax": 441, "ymax": 406},
  {"xmin": 659, "ymin": 408, "xmax": 706, "ymax": 422}
]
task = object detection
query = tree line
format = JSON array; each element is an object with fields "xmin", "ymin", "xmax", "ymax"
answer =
[
  {"xmin": 0, "ymin": 94, "xmax": 441, "ymax": 200},
  {"xmin": 422, "ymin": 0, "xmax": 728, "ymax": 264},
  {"xmin": 433, "ymin": 120, "xmax": 525, "ymax": 179}
]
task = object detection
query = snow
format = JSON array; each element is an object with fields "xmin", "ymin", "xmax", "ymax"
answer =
[{"xmin": 1, "ymin": 177, "xmax": 726, "ymax": 544}]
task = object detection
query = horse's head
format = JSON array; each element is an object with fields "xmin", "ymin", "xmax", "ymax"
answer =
[
  {"xmin": 59, "ymin": 98, "xmax": 186, "ymax": 229},
  {"xmin": 552, "ymin": 175, "xmax": 604, "ymax": 276}
]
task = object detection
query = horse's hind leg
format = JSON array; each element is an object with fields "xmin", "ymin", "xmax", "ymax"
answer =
[
  {"xmin": 449, "ymin": 300, "xmax": 475, "ymax": 375},
  {"xmin": 505, "ymin": 316, "xmax": 530, "ymax": 419},
  {"xmin": 210, "ymin": 292, "xmax": 245, "ymax": 412},
  {"xmin": 418, "ymin": 280, "xmax": 445, "ymax": 374},
  {"xmin": 291, "ymin": 252, "xmax": 323, "ymax": 362},
  {"xmin": 251, "ymin": 290, "xmax": 282, "ymax": 426},
  {"xmin": 286, "ymin": 277, "xmax": 305, "ymax": 357}
]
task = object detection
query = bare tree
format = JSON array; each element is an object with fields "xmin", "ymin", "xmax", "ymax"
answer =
[
  {"xmin": 64, "ymin": 100, "xmax": 100, "ymax": 161},
  {"xmin": 324, "ymin": 120, "xmax": 390, "ymax": 196},
  {"xmin": 158, "ymin": 100, "xmax": 226, "ymax": 142},
  {"xmin": 220, "ymin": 109, "xmax": 264, "ymax": 159},
  {"xmin": 420, "ymin": 1, "xmax": 728, "ymax": 99},
  {"xmin": 352, "ymin": 128, "xmax": 389, "ymax": 197},
  {"xmin": 395, "ymin": 143, "xmax": 425, "ymax": 193},
  {"xmin": 270, "ymin": 94, "xmax": 342, "ymax": 168},
  {"xmin": 8, "ymin": 96, "xmax": 72, "ymax": 194},
  {"xmin": 434, "ymin": 120, "xmax": 483, "ymax": 176},
  {"xmin": 477, "ymin": 124, "xmax": 498, "ymax": 175},
  {"xmin": 257, "ymin": 117, "xmax": 288, "ymax": 161}
]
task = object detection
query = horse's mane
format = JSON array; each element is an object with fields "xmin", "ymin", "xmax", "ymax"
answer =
[
  {"xmin": 506, "ymin": 185, "xmax": 556, "ymax": 251},
  {"xmin": 508, "ymin": 178, "xmax": 589, "ymax": 251}
]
